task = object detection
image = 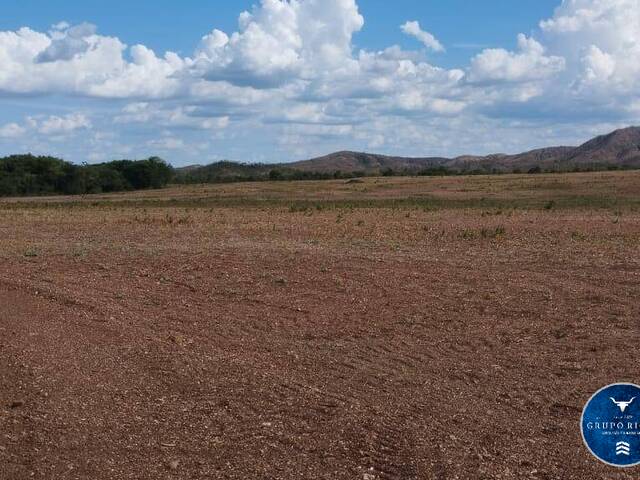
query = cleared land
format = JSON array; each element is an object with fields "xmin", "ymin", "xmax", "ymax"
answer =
[{"xmin": 1, "ymin": 171, "xmax": 639, "ymax": 479}]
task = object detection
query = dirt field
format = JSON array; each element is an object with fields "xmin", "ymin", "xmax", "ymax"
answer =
[{"xmin": 1, "ymin": 172, "xmax": 639, "ymax": 479}]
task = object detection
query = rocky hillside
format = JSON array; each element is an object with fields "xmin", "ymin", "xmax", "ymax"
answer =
[{"xmin": 176, "ymin": 126, "xmax": 640, "ymax": 180}]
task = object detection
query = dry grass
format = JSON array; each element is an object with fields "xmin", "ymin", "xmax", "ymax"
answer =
[{"xmin": 2, "ymin": 170, "xmax": 639, "ymax": 210}]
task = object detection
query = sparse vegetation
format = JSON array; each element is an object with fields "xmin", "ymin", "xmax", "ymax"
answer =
[
  {"xmin": 23, "ymin": 247, "xmax": 39, "ymax": 257},
  {"xmin": 2, "ymin": 170, "xmax": 640, "ymax": 211}
]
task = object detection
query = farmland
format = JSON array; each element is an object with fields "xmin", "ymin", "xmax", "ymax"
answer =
[{"xmin": 1, "ymin": 171, "xmax": 639, "ymax": 479}]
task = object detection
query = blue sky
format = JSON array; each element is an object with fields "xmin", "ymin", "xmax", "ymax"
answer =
[
  {"xmin": 0, "ymin": 1, "xmax": 560, "ymax": 67},
  {"xmin": 0, "ymin": 0, "xmax": 638, "ymax": 165}
]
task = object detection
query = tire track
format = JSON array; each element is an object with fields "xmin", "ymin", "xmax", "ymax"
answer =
[{"xmin": 361, "ymin": 415, "xmax": 419, "ymax": 480}]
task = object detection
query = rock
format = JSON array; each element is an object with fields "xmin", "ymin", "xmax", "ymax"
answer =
[
  {"xmin": 168, "ymin": 460, "xmax": 179, "ymax": 470},
  {"xmin": 9, "ymin": 400, "xmax": 24, "ymax": 409}
]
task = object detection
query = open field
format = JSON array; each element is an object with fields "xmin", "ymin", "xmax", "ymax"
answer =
[
  {"xmin": 1, "ymin": 171, "xmax": 639, "ymax": 479},
  {"xmin": 4, "ymin": 170, "xmax": 640, "ymax": 210}
]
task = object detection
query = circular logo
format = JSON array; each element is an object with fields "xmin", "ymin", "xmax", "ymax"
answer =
[{"xmin": 581, "ymin": 383, "xmax": 640, "ymax": 467}]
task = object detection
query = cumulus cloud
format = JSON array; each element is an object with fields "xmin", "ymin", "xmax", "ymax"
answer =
[
  {"xmin": 401, "ymin": 21, "xmax": 444, "ymax": 52},
  {"xmin": 0, "ymin": 123, "xmax": 26, "ymax": 138},
  {"xmin": 116, "ymin": 102, "xmax": 230, "ymax": 130},
  {"xmin": 540, "ymin": 0, "xmax": 640, "ymax": 100},
  {"xmin": 31, "ymin": 113, "xmax": 92, "ymax": 135},
  {"xmin": 0, "ymin": 2, "xmax": 473, "ymax": 118},
  {"xmin": 0, "ymin": 113, "xmax": 91, "ymax": 153},
  {"xmin": 52, "ymin": 21, "xmax": 71, "ymax": 31},
  {"xmin": 0, "ymin": 23, "xmax": 185, "ymax": 98},
  {"xmin": 539, "ymin": 0, "xmax": 636, "ymax": 35},
  {"xmin": 147, "ymin": 137, "xmax": 186, "ymax": 150},
  {"xmin": 0, "ymin": 0, "xmax": 639, "ymax": 163},
  {"xmin": 36, "ymin": 22, "xmax": 97, "ymax": 63},
  {"xmin": 86, "ymin": 45, "xmax": 186, "ymax": 98},
  {"xmin": 193, "ymin": 0, "xmax": 364, "ymax": 87},
  {"xmin": 469, "ymin": 34, "xmax": 565, "ymax": 83},
  {"xmin": 581, "ymin": 45, "xmax": 616, "ymax": 83}
]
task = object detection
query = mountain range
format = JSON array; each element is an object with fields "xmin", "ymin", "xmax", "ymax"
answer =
[{"xmin": 176, "ymin": 126, "xmax": 640, "ymax": 181}]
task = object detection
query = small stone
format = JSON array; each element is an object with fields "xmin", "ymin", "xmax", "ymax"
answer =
[{"xmin": 168, "ymin": 460, "xmax": 179, "ymax": 470}]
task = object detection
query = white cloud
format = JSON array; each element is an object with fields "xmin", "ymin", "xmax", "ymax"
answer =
[
  {"xmin": 0, "ymin": 26, "xmax": 122, "ymax": 95},
  {"xmin": 581, "ymin": 45, "xmax": 616, "ymax": 83},
  {"xmin": 36, "ymin": 22, "xmax": 96, "ymax": 63},
  {"xmin": 401, "ymin": 21, "xmax": 444, "ymax": 52},
  {"xmin": 469, "ymin": 34, "xmax": 565, "ymax": 83},
  {"xmin": 0, "ymin": 0, "xmax": 640, "ymax": 164},
  {"xmin": 539, "ymin": 0, "xmax": 640, "ymax": 100},
  {"xmin": 116, "ymin": 102, "xmax": 230, "ymax": 130},
  {"xmin": 0, "ymin": 123, "xmax": 26, "ymax": 138},
  {"xmin": 0, "ymin": 3, "xmax": 467, "ymax": 120},
  {"xmin": 539, "ymin": 0, "xmax": 637, "ymax": 36},
  {"xmin": 147, "ymin": 137, "xmax": 185, "ymax": 150},
  {"xmin": 0, "ymin": 23, "xmax": 185, "ymax": 98},
  {"xmin": 33, "ymin": 113, "xmax": 92, "ymax": 135},
  {"xmin": 87, "ymin": 45, "xmax": 186, "ymax": 98},
  {"xmin": 193, "ymin": 0, "xmax": 364, "ymax": 87},
  {"xmin": 52, "ymin": 21, "xmax": 71, "ymax": 31},
  {"xmin": 0, "ymin": 113, "xmax": 91, "ymax": 141}
]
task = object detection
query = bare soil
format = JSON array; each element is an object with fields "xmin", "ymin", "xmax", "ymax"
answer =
[{"xmin": 1, "ymin": 173, "xmax": 639, "ymax": 479}]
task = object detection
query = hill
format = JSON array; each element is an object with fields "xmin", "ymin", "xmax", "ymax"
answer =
[
  {"xmin": 445, "ymin": 147, "xmax": 576, "ymax": 172},
  {"xmin": 561, "ymin": 126, "xmax": 640, "ymax": 167},
  {"xmin": 288, "ymin": 151, "xmax": 447, "ymax": 174},
  {"xmin": 175, "ymin": 126, "xmax": 640, "ymax": 182}
]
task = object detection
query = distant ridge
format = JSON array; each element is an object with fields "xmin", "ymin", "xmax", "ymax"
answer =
[
  {"xmin": 291, "ymin": 126, "xmax": 640, "ymax": 173},
  {"xmin": 288, "ymin": 151, "xmax": 447, "ymax": 173},
  {"xmin": 176, "ymin": 126, "xmax": 640, "ymax": 181}
]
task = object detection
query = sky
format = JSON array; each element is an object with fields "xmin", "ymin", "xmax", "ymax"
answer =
[{"xmin": 0, "ymin": 0, "xmax": 639, "ymax": 165}]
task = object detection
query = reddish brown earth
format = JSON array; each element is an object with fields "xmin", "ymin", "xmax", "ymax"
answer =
[{"xmin": 1, "ymin": 173, "xmax": 639, "ymax": 479}]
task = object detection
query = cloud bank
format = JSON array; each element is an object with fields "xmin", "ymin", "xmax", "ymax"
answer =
[{"xmin": 0, "ymin": 0, "xmax": 639, "ymax": 163}]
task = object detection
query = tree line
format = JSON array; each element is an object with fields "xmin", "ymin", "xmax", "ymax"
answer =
[
  {"xmin": 173, "ymin": 159, "xmax": 638, "ymax": 186},
  {"xmin": 0, "ymin": 154, "xmax": 173, "ymax": 197},
  {"xmin": 2, "ymin": 154, "xmax": 634, "ymax": 197},
  {"xmin": 172, "ymin": 163, "xmax": 522, "ymax": 184}
]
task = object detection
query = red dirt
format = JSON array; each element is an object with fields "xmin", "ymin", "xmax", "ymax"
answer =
[{"xmin": 1, "ymin": 178, "xmax": 639, "ymax": 479}]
